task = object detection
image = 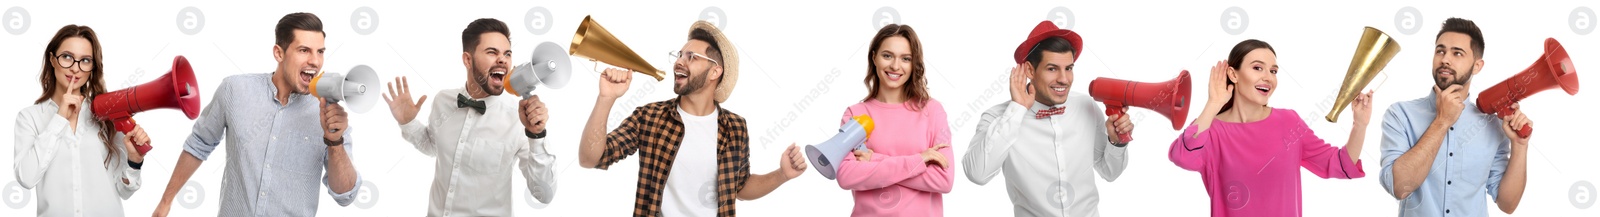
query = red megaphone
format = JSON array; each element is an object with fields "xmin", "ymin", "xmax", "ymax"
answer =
[
  {"xmin": 1088, "ymin": 70, "xmax": 1192, "ymax": 143},
  {"xmin": 1476, "ymin": 38, "xmax": 1578, "ymax": 138},
  {"xmin": 92, "ymin": 56, "xmax": 202, "ymax": 155}
]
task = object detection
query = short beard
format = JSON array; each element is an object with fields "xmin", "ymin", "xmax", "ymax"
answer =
[
  {"xmin": 675, "ymin": 69, "xmax": 710, "ymax": 95},
  {"xmin": 1433, "ymin": 65, "xmax": 1476, "ymax": 90},
  {"xmin": 469, "ymin": 60, "xmax": 501, "ymax": 96}
]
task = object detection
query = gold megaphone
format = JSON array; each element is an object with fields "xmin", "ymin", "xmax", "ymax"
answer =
[
  {"xmin": 570, "ymin": 15, "xmax": 667, "ymax": 81},
  {"xmin": 1326, "ymin": 26, "xmax": 1401, "ymax": 122}
]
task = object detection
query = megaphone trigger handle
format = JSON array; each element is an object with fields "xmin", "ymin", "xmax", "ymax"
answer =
[
  {"xmin": 112, "ymin": 118, "xmax": 137, "ymax": 133},
  {"xmin": 587, "ymin": 60, "xmax": 602, "ymax": 74}
]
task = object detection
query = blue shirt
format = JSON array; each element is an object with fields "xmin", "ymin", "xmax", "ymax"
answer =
[
  {"xmin": 1379, "ymin": 92, "xmax": 1511, "ymax": 217},
  {"xmin": 183, "ymin": 73, "xmax": 361, "ymax": 217}
]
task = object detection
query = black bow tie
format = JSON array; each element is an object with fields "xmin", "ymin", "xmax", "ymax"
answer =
[{"xmin": 456, "ymin": 94, "xmax": 486, "ymax": 114}]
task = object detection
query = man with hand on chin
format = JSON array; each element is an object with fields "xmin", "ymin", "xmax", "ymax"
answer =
[{"xmin": 1379, "ymin": 17, "xmax": 1532, "ymax": 216}]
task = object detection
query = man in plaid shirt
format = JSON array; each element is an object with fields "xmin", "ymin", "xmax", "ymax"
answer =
[{"xmin": 577, "ymin": 20, "xmax": 808, "ymax": 217}]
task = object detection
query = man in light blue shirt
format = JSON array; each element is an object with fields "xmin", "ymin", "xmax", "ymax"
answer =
[
  {"xmin": 152, "ymin": 12, "xmax": 362, "ymax": 217},
  {"xmin": 1379, "ymin": 17, "xmax": 1531, "ymax": 216}
]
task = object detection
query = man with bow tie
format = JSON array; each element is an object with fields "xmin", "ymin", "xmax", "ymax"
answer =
[
  {"xmin": 962, "ymin": 20, "xmax": 1134, "ymax": 217},
  {"xmin": 381, "ymin": 18, "xmax": 557, "ymax": 216}
]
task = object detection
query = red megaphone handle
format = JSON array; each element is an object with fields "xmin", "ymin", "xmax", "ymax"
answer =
[
  {"xmin": 113, "ymin": 118, "xmax": 137, "ymax": 133},
  {"xmin": 134, "ymin": 142, "xmax": 153, "ymax": 156},
  {"xmin": 1496, "ymin": 107, "xmax": 1533, "ymax": 138},
  {"xmin": 112, "ymin": 118, "xmax": 154, "ymax": 156},
  {"xmin": 1104, "ymin": 105, "xmax": 1131, "ymax": 143}
]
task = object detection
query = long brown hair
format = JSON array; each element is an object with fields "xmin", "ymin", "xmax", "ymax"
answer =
[
  {"xmin": 1218, "ymin": 39, "xmax": 1276, "ymax": 115},
  {"xmin": 36, "ymin": 25, "xmax": 117, "ymax": 166},
  {"xmin": 862, "ymin": 24, "xmax": 930, "ymax": 111}
]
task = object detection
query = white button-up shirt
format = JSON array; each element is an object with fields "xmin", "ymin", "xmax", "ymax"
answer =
[
  {"xmin": 14, "ymin": 98, "xmax": 141, "ymax": 217},
  {"xmin": 400, "ymin": 88, "xmax": 557, "ymax": 216},
  {"xmin": 964, "ymin": 92, "xmax": 1128, "ymax": 217}
]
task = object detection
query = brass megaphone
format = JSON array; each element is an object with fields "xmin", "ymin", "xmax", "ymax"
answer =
[
  {"xmin": 1326, "ymin": 26, "xmax": 1401, "ymax": 122},
  {"xmin": 570, "ymin": 15, "xmax": 666, "ymax": 81}
]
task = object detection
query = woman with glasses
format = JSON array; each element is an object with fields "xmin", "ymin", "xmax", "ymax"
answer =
[
  {"xmin": 14, "ymin": 24, "xmax": 151, "ymax": 217},
  {"xmin": 832, "ymin": 24, "xmax": 954, "ymax": 217}
]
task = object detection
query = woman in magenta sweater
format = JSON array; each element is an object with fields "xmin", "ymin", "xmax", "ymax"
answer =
[
  {"xmin": 1169, "ymin": 39, "xmax": 1375, "ymax": 216},
  {"xmin": 834, "ymin": 24, "xmax": 955, "ymax": 217}
]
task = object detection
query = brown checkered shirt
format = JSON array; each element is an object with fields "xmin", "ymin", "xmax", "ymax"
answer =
[{"xmin": 595, "ymin": 98, "xmax": 750, "ymax": 217}]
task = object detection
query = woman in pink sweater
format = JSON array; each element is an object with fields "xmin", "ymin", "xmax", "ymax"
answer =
[
  {"xmin": 834, "ymin": 24, "xmax": 955, "ymax": 217},
  {"xmin": 1169, "ymin": 39, "xmax": 1375, "ymax": 216}
]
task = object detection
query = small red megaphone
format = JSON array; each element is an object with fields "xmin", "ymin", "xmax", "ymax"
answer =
[
  {"xmin": 1476, "ymin": 38, "xmax": 1578, "ymax": 137},
  {"xmin": 92, "ymin": 56, "xmax": 202, "ymax": 155},
  {"xmin": 1088, "ymin": 70, "xmax": 1192, "ymax": 143}
]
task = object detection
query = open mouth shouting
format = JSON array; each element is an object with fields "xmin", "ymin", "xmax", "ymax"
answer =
[
  {"xmin": 299, "ymin": 69, "xmax": 316, "ymax": 86},
  {"xmin": 489, "ymin": 66, "xmax": 508, "ymax": 85}
]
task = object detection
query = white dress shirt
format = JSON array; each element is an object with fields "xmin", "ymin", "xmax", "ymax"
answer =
[
  {"xmin": 400, "ymin": 88, "xmax": 557, "ymax": 216},
  {"xmin": 964, "ymin": 92, "xmax": 1129, "ymax": 217},
  {"xmin": 14, "ymin": 98, "xmax": 141, "ymax": 217}
]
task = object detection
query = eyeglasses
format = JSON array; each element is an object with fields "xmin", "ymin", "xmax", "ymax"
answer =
[
  {"xmin": 668, "ymin": 50, "xmax": 718, "ymax": 66},
  {"xmin": 52, "ymin": 52, "xmax": 96, "ymax": 72}
]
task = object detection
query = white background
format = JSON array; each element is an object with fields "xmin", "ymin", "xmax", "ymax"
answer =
[{"xmin": 3, "ymin": 0, "xmax": 1597, "ymax": 216}]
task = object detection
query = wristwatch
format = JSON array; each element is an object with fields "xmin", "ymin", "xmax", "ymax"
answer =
[
  {"xmin": 1108, "ymin": 137, "xmax": 1129, "ymax": 147},
  {"xmin": 526, "ymin": 129, "xmax": 547, "ymax": 139},
  {"xmin": 325, "ymin": 137, "xmax": 344, "ymax": 147}
]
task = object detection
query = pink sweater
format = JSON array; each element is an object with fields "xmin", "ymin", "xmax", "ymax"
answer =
[
  {"xmin": 1168, "ymin": 108, "xmax": 1365, "ymax": 217},
  {"xmin": 836, "ymin": 99, "xmax": 955, "ymax": 217}
]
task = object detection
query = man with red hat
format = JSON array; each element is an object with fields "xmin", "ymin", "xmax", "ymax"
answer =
[{"xmin": 962, "ymin": 20, "xmax": 1135, "ymax": 217}]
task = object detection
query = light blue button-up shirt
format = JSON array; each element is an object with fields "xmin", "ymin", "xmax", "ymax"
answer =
[
  {"xmin": 1379, "ymin": 92, "xmax": 1511, "ymax": 217},
  {"xmin": 183, "ymin": 73, "xmax": 361, "ymax": 217}
]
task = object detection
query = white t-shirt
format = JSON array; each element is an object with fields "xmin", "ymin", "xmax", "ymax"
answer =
[{"xmin": 662, "ymin": 107, "xmax": 719, "ymax": 217}]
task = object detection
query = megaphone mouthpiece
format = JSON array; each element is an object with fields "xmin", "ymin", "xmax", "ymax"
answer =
[{"xmin": 311, "ymin": 65, "xmax": 382, "ymax": 113}]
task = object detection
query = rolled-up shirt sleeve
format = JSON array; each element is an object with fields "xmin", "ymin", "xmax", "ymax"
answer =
[
  {"xmin": 184, "ymin": 82, "xmax": 232, "ymax": 161},
  {"xmin": 1379, "ymin": 104, "xmax": 1416, "ymax": 198},
  {"xmin": 325, "ymin": 128, "xmax": 359, "ymax": 206}
]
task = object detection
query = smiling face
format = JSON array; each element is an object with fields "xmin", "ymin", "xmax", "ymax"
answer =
[
  {"xmin": 1432, "ymin": 32, "xmax": 1483, "ymax": 90},
  {"xmin": 466, "ymin": 32, "xmax": 512, "ymax": 96},
  {"xmin": 1030, "ymin": 50, "xmax": 1075, "ymax": 105},
  {"xmin": 273, "ymin": 29, "xmax": 325, "ymax": 94},
  {"xmin": 873, "ymin": 36, "xmax": 914, "ymax": 93},
  {"xmin": 51, "ymin": 37, "xmax": 94, "ymax": 94},
  {"xmin": 1229, "ymin": 48, "xmax": 1278, "ymax": 107},
  {"xmin": 673, "ymin": 40, "xmax": 719, "ymax": 96}
]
